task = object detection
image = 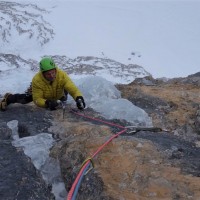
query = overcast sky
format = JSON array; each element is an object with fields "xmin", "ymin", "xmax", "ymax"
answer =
[{"xmin": 4, "ymin": 0, "xmax": 200, "ymax": 78}]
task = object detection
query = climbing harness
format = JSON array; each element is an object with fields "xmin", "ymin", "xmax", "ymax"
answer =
[{"xmin": 66, "ymin": 109, "xmax": 163, "ymax": 200}]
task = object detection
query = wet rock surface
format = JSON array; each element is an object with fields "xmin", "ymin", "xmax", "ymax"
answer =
[
  {"xmin": 0, "ymin": 141, "xmax": 54, "ymax": 200},
  {"xmin": 0, "ymin": 103, "xmax": 52, "ymax": 136},
  {"xmin": 0, "ymin": 104, "xmax": 54, "ymax": 200}
]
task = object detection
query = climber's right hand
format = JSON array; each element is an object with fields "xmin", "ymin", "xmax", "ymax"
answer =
[{"xmin": 45, "ymin": 100, "xmax": 58, "ymax": 110}]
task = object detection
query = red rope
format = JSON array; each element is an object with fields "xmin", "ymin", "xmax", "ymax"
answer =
[
  {"xmin": 92, "ymin": 129, "xmax": 126, "ymax": 157},
  {"xmin": 70, "ymin": 109, "xmax": 125, "ymax": 129},
  {"xmin": 67, "ymin": 110, "xmax": 127, "ymax": 200}
]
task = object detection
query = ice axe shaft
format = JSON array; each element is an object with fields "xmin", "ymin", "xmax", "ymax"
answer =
[{"xmin": 57, "ymin": 100, "xmax": 67, "ymax": 119}]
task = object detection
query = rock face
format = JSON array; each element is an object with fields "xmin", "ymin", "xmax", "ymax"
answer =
[
  {"xmin": 0, "ymin": 141, "xmax": 55, "ymax": 200},
  {"xmin": 49, "ymin": 107, "xmax": 200, "ymax": 200},
  {"xmin": 116, "ymin": 75, "xmax": 200, "ymax": 141},
  {"xmin": 1, "ymin": 75, "xmax": 200, "ymax": 200},
  {"xmin": 0, "ymin": 105, "xmax": 54, "ymax": 200}
]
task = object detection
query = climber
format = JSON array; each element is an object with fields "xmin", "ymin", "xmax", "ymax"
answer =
[{"xmin": 0, "ymin": 57, "xmax": 86, "ymax": 111}]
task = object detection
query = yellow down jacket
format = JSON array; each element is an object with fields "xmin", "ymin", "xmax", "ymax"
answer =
[{"xmin": 32, "ymin": 68, "xmax": 82, "ymax": 107}]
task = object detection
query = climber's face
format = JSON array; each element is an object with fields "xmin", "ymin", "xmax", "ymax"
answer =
[{"xmin": 43, "ymin": 69, "xmax": 56, "ymax": 81}]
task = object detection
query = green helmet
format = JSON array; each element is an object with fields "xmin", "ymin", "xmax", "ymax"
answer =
[{"xmin": 39, "ymin": 57, "xmax": 56, "ymax": 72}]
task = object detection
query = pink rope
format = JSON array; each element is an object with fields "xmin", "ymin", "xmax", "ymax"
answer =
[
  {"xmin": 67, "ymin": 160, "xmax": 90, "ymax": 200},
  {"xmin": 70, "ymin": 109, "xmax": 125, "ymax": 129}
]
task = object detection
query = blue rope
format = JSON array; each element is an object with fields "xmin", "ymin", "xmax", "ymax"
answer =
[{"xmin": 71, "ymin": 162, "xmax": 91, "ymax": 200}]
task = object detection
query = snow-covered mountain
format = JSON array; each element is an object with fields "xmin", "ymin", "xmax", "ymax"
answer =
[
  {"xmin": 0, "ymin": 1, "xmax": 54, "ymax": 47},
  {"xmin": 0, "ymin": 1, "xmax": 150, "ymax": 94},
  {"xmin": 51, "ymin": 55, "xmax": 150, "ymax": 83},
  {"xmin": 1, "ymin": 1, "xmax": 200, "ymax": 78},
  {"xmin": 0, "ymin": 53, "xmax": 150, "ymax": 96},
  {"xmin": 0, "ymin": 53, "xmax": 150, "ymax": 78}
]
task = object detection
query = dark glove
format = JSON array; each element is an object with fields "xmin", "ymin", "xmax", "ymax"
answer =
[
  {"xmin": 45, "ymin": 100, "xmax": 58, "ymax": 110},
  {"xmin": 59, "ymin": 96, "xmax": 67, "ymax": 102},
  {"xmin": 75, "ymin": 96, "xmax": 86, "ymax": 110}
]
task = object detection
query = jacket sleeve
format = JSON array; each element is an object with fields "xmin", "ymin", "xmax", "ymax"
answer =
[
  {"xmin": 63, "ymin": 72, "xmax": 83, "ymax": 99},
  {"xmin": 32, "ymin": 77, "xmax": 47, "ymax": 108}
]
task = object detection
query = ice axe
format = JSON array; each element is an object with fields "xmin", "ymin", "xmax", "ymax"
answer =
[{"xmin": 57, "ymin": 100, "xmax": 67, "ymax": 119}]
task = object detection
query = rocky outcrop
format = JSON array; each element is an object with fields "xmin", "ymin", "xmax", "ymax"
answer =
[
  {"xmin": 0, "ymin": 106, "xmax": 54, "ymax": 200},
  {"xmin": 1, "ymin": 75, "xmax": 200, "ymax": 200},
  {"xmin": 0, "ymin": 141, "xmax": 55, "ymax": 200},
  {"xmin": 116, "ymin": 75, "xmax": 200, "ymax": 141},
  {"xmin": 49, "ymin": 107, "xmax": 200, "ymax": 200}
]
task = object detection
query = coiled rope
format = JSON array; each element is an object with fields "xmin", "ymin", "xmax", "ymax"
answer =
[{"xmin": 67, "ymin": 109, "xmax": 127, "ymax": 200}]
